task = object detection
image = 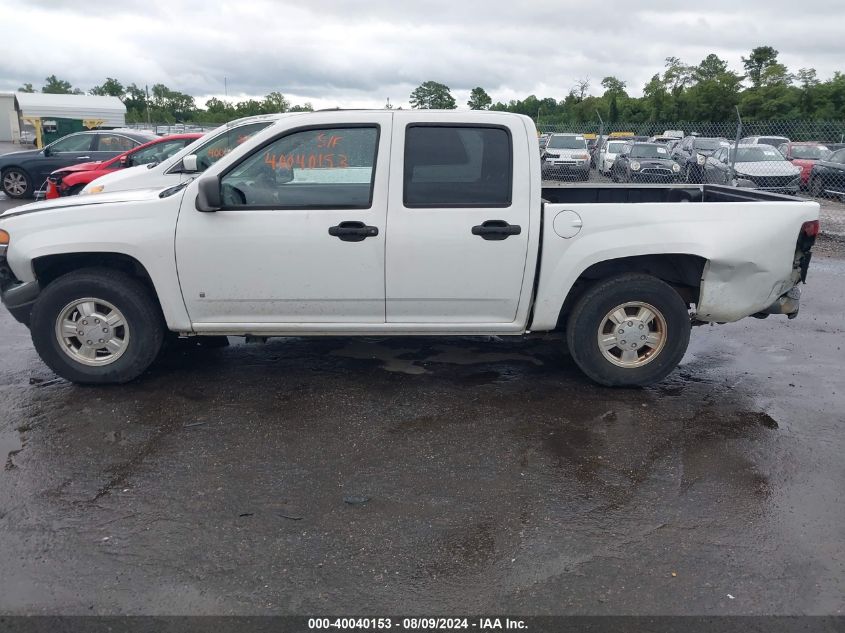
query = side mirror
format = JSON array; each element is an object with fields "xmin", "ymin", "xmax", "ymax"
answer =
[
  {"xmin": 120, "ymin": 155, "xmax": 130, "ymax": 167},
  {"xmin": 42, "ymin": 147, "xmax": 51, "ymax": 157},
  {"xmin": 182, "ymin": 154, "xmax": 199, "ymax": 173},
  {"xmin": 195, "ymin": 176, "xmax": 221, "ymax": 212}
]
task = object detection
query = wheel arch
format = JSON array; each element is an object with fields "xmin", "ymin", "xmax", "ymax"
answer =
[
  {"xmin": 554, "ymin": 253, "xmax": 707, "ymax": 329},
  {"xmin": 32, "ymin": 252, "xmax": 166, "ymax": 321}
]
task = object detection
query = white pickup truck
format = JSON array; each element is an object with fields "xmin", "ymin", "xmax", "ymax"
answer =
[{"xmin": 0, "ymin": 110, "xmax": 819, "ymax": 387}]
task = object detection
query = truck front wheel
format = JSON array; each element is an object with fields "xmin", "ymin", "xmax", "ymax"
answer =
[
  {"xmin": 30, "ymin": 268, "xmax": 165, "ymax": 384},
  {"xmin": 566, "ymin": 274, "xmax": 691, "ymax": 387}
]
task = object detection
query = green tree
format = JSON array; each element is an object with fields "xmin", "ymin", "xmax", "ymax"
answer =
[
  {"xmin": 261, "ymin": 91, "xmax": 290, "ymax": 113},
  {"xmin": 742, "ymin": 46, "xmax": 779, "ymax": 87},
  {"xmin": 289, "ymin": 103, "xmax": 314, "ymax": 112},
  {"xmin": 18, "ymin": 82, "xmax": 35, "ymax": 93},
  {"xmin": 42, "ymin": 75, "xmax": 77, "ymax": 94},
  {"xmin": 642, "ymin": 74, "xmax": 669, "ymax": 121},
  {"xmin": 600, "ymin": 76, "xmax": 627, "ymax": 96},
  {"xmin": 409, "ymin": 81, "xmax": 457, "ymax": 109},
  {"xmin": 90, "ymin": 77, "xmax": 125, "ymax": 99},
  {"xmin": 467, "ymin": 86, "xmax": 492, "ymax": 110}
]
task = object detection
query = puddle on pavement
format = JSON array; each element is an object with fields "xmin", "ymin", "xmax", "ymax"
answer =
[
  {"xmin": 1, "ymin": 425, "xmax": 23, "ymax": 470},
  {"xmin": 330, "ymin": 340, "xmax": 544, "ymax": 375}
]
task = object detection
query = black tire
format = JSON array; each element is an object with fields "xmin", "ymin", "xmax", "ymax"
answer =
[
  {"xmin": 565, "ymin": 274, "xmax": 691, "ymax": 387},
  {"xmin": 29, "ymin": 268, "xmax": 165, "ymax": 384},
  {"xmin": 2, "ymin": 167, "xmax": 32, "ymax": 198}
]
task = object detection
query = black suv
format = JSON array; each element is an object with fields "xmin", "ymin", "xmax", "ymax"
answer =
[{"xmin": 671, "ymin": 136, "xmax": 730, "ymax": 183}]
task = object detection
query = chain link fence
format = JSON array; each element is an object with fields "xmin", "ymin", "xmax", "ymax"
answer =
[{"xmin": 538, "ymin": 119, "xmax": 845, "ymax": 236}]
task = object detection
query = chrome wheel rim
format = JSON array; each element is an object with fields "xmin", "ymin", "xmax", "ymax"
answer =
[
  {"xmin": 597, "ymin": 301, "xmax": 667, "ymax": 368},
  {"xmin": 55, "ymin": 298, "xmax": 130, "ymax": 367},
  {"xmin": 3, "ymin": 171, "xmax": 27, "ymax": 196}
]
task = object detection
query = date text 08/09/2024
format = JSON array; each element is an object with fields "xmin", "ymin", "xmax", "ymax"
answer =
[{"xmin": 307, "ymin": 618, "xmax": 528, "ymax": 630}]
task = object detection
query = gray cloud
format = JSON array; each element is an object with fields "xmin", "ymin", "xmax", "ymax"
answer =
[{"xmin": 1, "ymin": 0, "xmax": 843, "ymax": 110}]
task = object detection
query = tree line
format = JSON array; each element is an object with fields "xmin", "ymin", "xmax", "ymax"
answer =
[
  {"xmin": 16, "ymin": 46, "xmax": 845, "ymax": 125},
  {"xmin": 413, "ymin": 47, "xmax": 845, "ymax": 123},
  {"xmin": 17, "ymin": 77, "xmax": 314, "ymax": 124}
]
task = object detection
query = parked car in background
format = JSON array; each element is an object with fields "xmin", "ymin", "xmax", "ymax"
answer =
[
  {"xmin": 541, "ymin": 133, "xmax": 590, "ymax": 181},
  {"xmin": 648, "ymin": 135, "xmax": 679, "ymax": 144},
  {"xmin": 45, "ymin": 134, "xmax": 203, "ymax": 198},
  {"xmin": 740, "ymin": 135, "xmax": 791, "ymax": 148},
  {"xmin": 0, "ymin": 129, "xmax": 157, "ymax": 199},
  {"xmin": 672, "ymin": 136, "xmax": 730, "ymax": 183},
  {"xmin": 808, "ymin": 147, "xmax": 845, "ymax": 200},
  {"xmin": 776, "ymin": 142, "xmax": 831, "ymax": 189},
  {"xmin": 611, "ymin": 142, "xmax": 681, "ymax": 182},
  {"xmin": 80, "ymin": 115, "xmax": 287, "ymax": 196},
  {"xmin": 704, "ymin": 144, "xmax": 801, "ymax": 194},
  {"xmin": 597, "ymin": 139, "xmax": 630, "ymax": 176}
]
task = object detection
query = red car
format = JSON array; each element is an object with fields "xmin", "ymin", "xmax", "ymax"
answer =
[
  {"xmin": 777, "ymin": 142, "xmax": 833, "ymax": 188},
  {"xmin": 45, "ymin": 133, "xmax": 203, "ymax": 198}
]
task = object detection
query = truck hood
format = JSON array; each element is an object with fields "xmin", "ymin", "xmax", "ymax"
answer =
[
  {"xmin": 735, "ymin": 162, "xmax": 801, "ymax": 178},
  {"xmin": 0, "ymin": 186, "xmax": 173, "ymax": 219},
  {"xmin": 83, "ymin": 163, "xmax": 154, "ymax": 191}
]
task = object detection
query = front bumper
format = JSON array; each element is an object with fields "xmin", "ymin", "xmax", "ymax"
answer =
[
  {"xmin": 542, "ymin": 160, "xmax": 590, "ymax": 179},
  {"xmin": 630, "ymin": 171, "xmax": 680, "ymax": 183},
  {"xmin": 0, "ymin": 280, "xmax": 39, "ymax": 326},
  {"xmin": 0, "ymin": 246, "xmax": 39, "ymax": 326}
]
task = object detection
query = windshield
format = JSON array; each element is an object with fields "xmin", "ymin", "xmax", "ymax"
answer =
[
  {"xmin": 629, "ymin": 144, "xmax": 670, "ymax": 159},
  {"xmin": 791, "ymin": 145, "xmax": 829, "ymax": 160},
  {"xmin": 732, "ymin": 147, "xmax": 787, "ymax": 162},
  {"xmin": 694, "ymin": 138, "xmax": 726, "ymax": 150},
  {"xmin": 547, "ymin": 135, "xmax": 586, "ymax": 150},
  {"xmin": 606, "ymin": 142, "xmax": 627, "ymax": 154}
]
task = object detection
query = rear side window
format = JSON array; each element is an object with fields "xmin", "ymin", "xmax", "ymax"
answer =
[{"xmin": 403, "ymin": 125, "xmax": 512, "ymax": 208}]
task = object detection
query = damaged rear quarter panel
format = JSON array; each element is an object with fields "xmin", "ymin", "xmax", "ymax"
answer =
[{"xmin": 531, "ymin": 199, "xmax": 819, "ymax": 329}]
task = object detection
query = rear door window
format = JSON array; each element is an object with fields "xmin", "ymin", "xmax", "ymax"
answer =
[{"xmin": 403, "ymin": 125, "xmax": 512, "ymax": 208}]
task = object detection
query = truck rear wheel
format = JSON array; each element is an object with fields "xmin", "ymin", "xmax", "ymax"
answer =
[
  {"xmin": 30, "ymin": 268, "xmax": 165, "ymax": 384},
  {"xmin": 566, "ymin": 274, "xmax": 691, "ymax": 387}
]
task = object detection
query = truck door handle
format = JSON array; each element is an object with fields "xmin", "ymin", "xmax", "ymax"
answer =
[
  {"xmin": 471, "ymin": 220, "xmax": 522, "ymax": 241},
  {"xmin": 328, "ymin": 221, "xmax": 379, "ymax": 242}
]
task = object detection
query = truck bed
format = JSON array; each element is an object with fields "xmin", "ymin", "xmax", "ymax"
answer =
[{"xmin": 541, "ymin": 183, "xmax": 805, "ymax": 205}]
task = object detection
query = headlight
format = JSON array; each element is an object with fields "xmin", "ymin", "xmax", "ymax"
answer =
[
  {"xmin": 630, "ymin": 162, "xmax": 641, "ymax": 171},
  {"xmin": 672, "ymin": 163, "xmax": 681, "ymax": 173},
  {"xmin": 86, "ymin": 185, "xmax": 105, "ymax": 195},
  {"xmin": 573, "ymin": 154, "xmax": 589, "ymax": 160},
  {"xmin": 697, "ymin": 154, "xmax": 706, "ymax": 165}
]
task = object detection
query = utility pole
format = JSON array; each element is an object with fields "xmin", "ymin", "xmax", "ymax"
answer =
[
  {"xmin": 730, "ymin": 106, "xmax": 742, "ymax": 182},
  {"xmin": 224, "ymin": 77, "xmax": 228, "ymax": 98}
]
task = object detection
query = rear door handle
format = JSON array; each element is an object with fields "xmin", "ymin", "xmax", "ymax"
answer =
[
  {"xmin": 328, "ymin": 221, "xmax": 379, "ymax": 242},
  {"xmin": 471, "ymin": 220, "xmax": 522, "ymax": 241}
]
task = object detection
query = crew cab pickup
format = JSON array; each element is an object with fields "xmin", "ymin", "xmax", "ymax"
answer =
[{"xmin": 0, "ymin": 110, "xmax": 819, "ymax": 386}]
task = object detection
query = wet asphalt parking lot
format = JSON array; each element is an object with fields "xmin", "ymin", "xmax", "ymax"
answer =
[{"xmin": 0, "ymin": 192, "xmax": 844, "ymax": 616}]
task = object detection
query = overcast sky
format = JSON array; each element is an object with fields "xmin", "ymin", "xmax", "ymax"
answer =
[{"xmin": 1, "ymin": 0, "xmax": 844, "ymax": 110}]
